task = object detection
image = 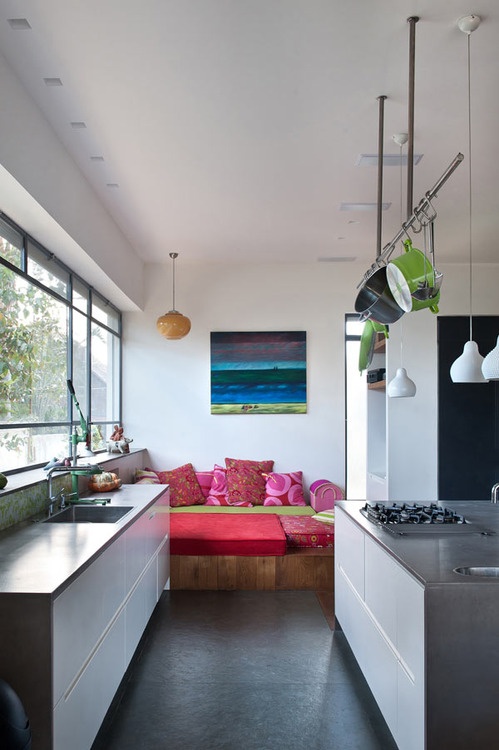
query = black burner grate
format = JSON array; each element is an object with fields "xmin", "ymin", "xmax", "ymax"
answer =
[{"xmin": 361, "ymin": 502, "xmax": 467, "ymax": 525}]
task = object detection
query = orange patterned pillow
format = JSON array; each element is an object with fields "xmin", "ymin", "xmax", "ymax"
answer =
[
  {"xmin": 155, "ymin": 463, "xmax": 205, "ymax": 507},
  {"xmin": 225, "ymin": 457, "xmax": 274, "ymax": 506}
]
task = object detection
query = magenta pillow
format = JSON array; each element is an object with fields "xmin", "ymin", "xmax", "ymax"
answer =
[
  {"xmin": 205, "ymin": 465, "xmax": 253, "ymax": 506},
  {"xmin": 263, "ymin": 471, "xmax": 307, "ymax": 506},
  {"xmin": 155, "ymin": 463, "xmax": 205, "ymax": 507},
  {"xmin": 225, "ymin": 457, "xmax": 274, "ymax": 506},
  {"xmin": 196, "ymin": 470, "xmax": 215, "ymax": 499}
]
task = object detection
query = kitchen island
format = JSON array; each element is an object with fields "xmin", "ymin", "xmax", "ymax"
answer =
[
  {"xmin": 0, "ymin": 483, "xmax": 170, "ymax": 750},
  {"xmin": 335, "ymin": 500, "xmax": 499, "ymax": 750}
]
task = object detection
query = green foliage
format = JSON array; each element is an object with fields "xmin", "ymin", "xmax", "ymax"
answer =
[{"xmin": 0, "ymin": 254, "xmax": 67, "ymax": 452}]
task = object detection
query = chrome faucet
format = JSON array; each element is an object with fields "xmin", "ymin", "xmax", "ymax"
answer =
[
  {"xmin": 491, "ymin": 483, "xmax": 499, "ymax": 504},
  {"xmin": 46, "ymin": 462, "xmax": 102, "ymax": 514}
]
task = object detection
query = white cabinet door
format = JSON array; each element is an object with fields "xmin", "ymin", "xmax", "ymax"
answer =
[
  {"xmin": 157, "ymin": 537, "xmax": 170, "ymax": 593},
  {"xmin": 335, "ymin": 507, "xmax": 425, "ymax": 750},
  {"xmin": 53, "ymin": 493, "xmax": 170, "ymax": 750},
  {"xmin": 53, "ymin": 611, "xmax": 126, "ymax": 750},
  {"xmin": 125, "ymin": 495, "xmax": 169, "ymax": 592},
  {"xmin": 396, "ymin": 570, "xmax": 425, "ymax": 750},
  {"xmin": 125, "ymin": 557, "xmax": 159, "ymax": 666},
  {"xmin": 335, "ymin": 506, "xmax": 365, "ymax": 598},
  {"xmin": 53, "ymin": 534, "xmax": 126, "ymax": 707},
  {"xmin": 364, "ymin": 536, "xmax": 397, "ymax": 646}
]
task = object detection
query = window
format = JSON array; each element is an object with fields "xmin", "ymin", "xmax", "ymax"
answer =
[{"xmin": 0, "ymin": 213, "xmax": 122, "ymax": 472}]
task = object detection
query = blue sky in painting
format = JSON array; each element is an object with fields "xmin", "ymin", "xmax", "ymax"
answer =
[{"xmin": 210, "ymin": 331, "xmax": 306, "ymax": 370}]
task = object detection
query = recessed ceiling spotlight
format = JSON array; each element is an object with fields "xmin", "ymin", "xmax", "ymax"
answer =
[
  {"xmin": 43, "ymin": 77, "xmax": 63, "ymax": 87},
  {"xmin": 7, "ymin": 18, "xmax": 31, "ymax": 30},
  {"xmin": 70, "ymin": 121, "xmax": 87, "ymax": 129},
  {"xmin": 348, "ymin": 220, "xmax": 360, "ymax": 225},
  {"xmin": 106, "ymin": 183, "xmax": 119, "ymax": 188},
  {"xmin": 355, "ymin": 153, "xmax": 423, "ymax": 167},
  {"xmin": 340, "ymin": 202, "xmax": 391, "ymax": 211},
  {"xmin": 318, "ymin": 257, "xmax": 357, "ymax": 263},
  {"xmin": 90, "ymin": 156, "xmax": 105, "ymax": 162}
]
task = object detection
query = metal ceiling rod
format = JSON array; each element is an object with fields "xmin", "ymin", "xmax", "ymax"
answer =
[
  {"xmin": 376, "ymin": 95, "xmax": 387, "ymax": 258},
  {"xmin": 357, "ymin": 152, "xmax": 464, "ymax": 286},
  {"xmin": 407, "ymin": 16, "xmax": 419, "ymax": 220},
  {"xmin": 381, "ymin": 152, "xmax": 464, "ymax": 260}
]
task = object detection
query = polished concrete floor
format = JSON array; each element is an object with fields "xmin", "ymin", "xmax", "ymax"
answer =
[{"xmin": 91, "ymin": 591, "xmax": 397, "ymax": 750}]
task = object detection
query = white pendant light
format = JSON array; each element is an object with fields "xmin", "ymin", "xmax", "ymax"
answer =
[
  {"xmin": 156, "ymin": 252, "xmax": 191, "ymax": 340},
  {"xmin": 450, "ymin": 16, "xmax": 487, "ymax": 383},
  {"xmin": 387, "ymin": 367, "xmax": 417, "ymax": 398},
  {"xmin": 450, "ymin": 340, "xmax": 486, "ymax": 382},
  {"xmin": 387, "ymin": 315, "xmax": 416, "ymax": 398},
  {"xmin": 482, "ymin": 336, "xmax": 499, "ymax": 380}
]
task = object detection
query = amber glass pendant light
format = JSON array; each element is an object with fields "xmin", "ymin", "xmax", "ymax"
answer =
[{"xmin": 156, "ymin": 252, "xmax": 191, "ymax": 340}]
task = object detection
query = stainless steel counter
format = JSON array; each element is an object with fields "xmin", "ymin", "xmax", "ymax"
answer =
[
  {"xmin": 0, "ymin": 484, "xmax": 168, "ymax": 597},
  {"xmin": 336, "ymin": 500, "xmax": 499, "ymax": 586}
]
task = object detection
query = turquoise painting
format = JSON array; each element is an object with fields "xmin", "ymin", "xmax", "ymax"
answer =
[{"xmin": 210, "ymin": 331, "xmax": 307, "ymax": 414}]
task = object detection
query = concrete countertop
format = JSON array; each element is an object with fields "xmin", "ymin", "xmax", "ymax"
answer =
[
  {"xmin": 336, "ymin": 500, "xmax": 499, "ymax": 586},
  {"xmin": 0, "ymin": 484, "xmax": 168, "ymax": 597}
]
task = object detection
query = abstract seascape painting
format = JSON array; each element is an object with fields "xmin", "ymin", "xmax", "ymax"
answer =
[{"xmin": 210, "ymin": 331, "xmax": 306, "ymax": 414}]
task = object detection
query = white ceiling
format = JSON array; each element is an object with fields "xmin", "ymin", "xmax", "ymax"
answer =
[{"xmin": 0, "ymin": 0, "xmax": 498, "ymax": 267}]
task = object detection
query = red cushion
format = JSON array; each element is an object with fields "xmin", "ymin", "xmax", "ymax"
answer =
[
  {"xmin": 279, "ymin": 516, "xmax": 335, "ymax": 548},
  {"xmin": 225, "ymin": 457, "xmax": 274, "ymax": 506},
  {"xmin": 154, "ymin": 463, "xmax": 205, "ymax": 507},
  {"xmin": 170, "ymin": 513, "xmax": 286, "ymax": 556}
]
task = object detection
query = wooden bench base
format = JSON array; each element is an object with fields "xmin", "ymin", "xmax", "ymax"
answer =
[{"xmin": 170, "ymin": 548, "xmax": 334, "ymax": 591}]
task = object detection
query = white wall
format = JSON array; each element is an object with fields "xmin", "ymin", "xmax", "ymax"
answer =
[
  {"xmin": 123, "ymin": 260, "xmax": 499, "ymax": 500},
  {"xmin": 123, "ymin": 260, "xmax": 364, "ymax": 493}
]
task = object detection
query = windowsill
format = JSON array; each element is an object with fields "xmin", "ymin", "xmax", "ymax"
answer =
[{"xmin": 0, "ymin": 449, "xmax": 145, "ymax": 497}]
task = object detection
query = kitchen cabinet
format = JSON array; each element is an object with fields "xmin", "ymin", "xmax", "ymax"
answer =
[
  {"xmin": 0, "ymin": 484, "xmax": 169, "ymax": 750},
  {"xmin": 52, "ymin": 492, "xmax": 169, "ymax": 750},
  {"xmin": 335, "ymin": 499, "xmax": 499, "ymax": 750},
  {"xmin": 335, "ymin": 505, "xmax": 424, "ymax": 750}
]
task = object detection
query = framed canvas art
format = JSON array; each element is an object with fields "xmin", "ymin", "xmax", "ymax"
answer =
[{"xmin": 210, "ymin": 331, "xmax": 306, "ymax": 414}]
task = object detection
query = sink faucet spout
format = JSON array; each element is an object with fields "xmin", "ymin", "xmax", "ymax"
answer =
[
  {"xmin": 491, "ymin": 483, "xmax": 499, "ymax": 504},
  {"xmin": 46, "ymin": 463, "xmax": 102, "ymax": 511}
]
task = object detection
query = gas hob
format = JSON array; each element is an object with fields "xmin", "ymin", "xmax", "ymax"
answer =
[{"xmin": 359, "ymin": 502, "xmax": 483, "ymax": 536}]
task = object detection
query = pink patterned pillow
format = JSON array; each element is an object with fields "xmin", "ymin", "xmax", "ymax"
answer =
[
  {"xmin": 263, "ymin": 471, "xmax": 307, "ymax": 506},
  {"xmin": 205, "ymin": 465, "xmax": 253, "ymax": 506},
  {"xmin": 155, "ymin": 463, "xmax": 205, "ymax": 507},
  {"xmin": 196, "ymin": 471, "xmax": 215, "ymax": 499},
  {"xmin": 225, "ymin": 457, "xmax": 274, "ymax": 506}
]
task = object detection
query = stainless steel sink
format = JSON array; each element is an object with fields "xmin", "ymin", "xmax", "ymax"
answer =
[
  {"xmin": 454, "ymin": 566, "xmax": 499, "ymax": 577},
  {"xmin": 44, "ymin": 505, "xmax": 134, "ymax": 523}
]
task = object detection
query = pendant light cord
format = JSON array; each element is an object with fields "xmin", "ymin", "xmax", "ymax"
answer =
[
  {"xmin": 467, "ymin": 32, "xmax": 473, "ymax": 342},
  {"xmin": 399, "ymin": 143, "xmax": 404, "ymax": 367},
  {"xmin": 172, "ymin": 256, "xmax": 176, "ymax": 311},
  {"xmin": 169, "ymin": 251, "xmax": 178, "ymax": 312}
]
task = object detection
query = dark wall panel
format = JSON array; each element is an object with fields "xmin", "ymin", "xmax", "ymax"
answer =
[{"xmin": 438, "ymin": 316, "xmax": 499, "ymax": 501}]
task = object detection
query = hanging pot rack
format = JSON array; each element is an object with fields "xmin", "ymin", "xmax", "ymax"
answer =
[{"xmin": 357, "ymin": 151, "xmax": 464, "ymax": 289}]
